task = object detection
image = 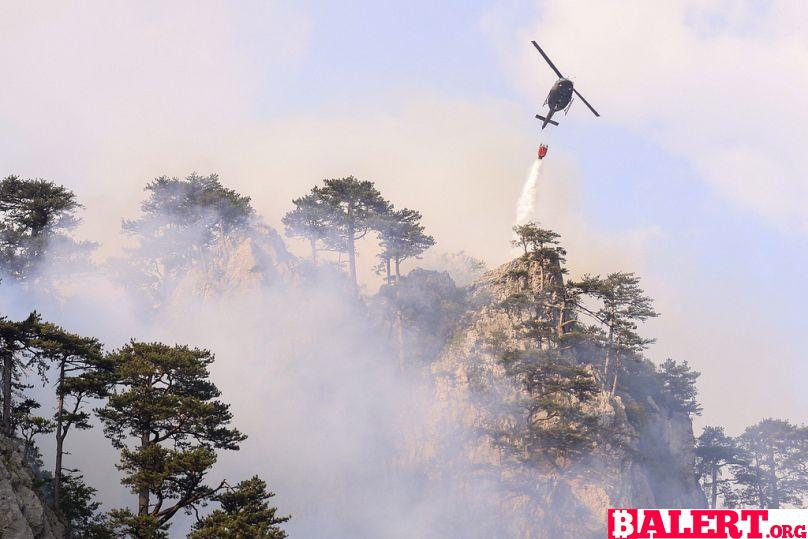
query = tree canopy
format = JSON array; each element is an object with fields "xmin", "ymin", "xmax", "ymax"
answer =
[
  {"xmin": 189, "ymin": 476, "xmax": 290, "ymax": 538},
  {"xmin": 0, "ymin": 175, "xmax": 87, "ymax": 281},
  {"xmin": 97, "ymin": 341, "xmax": 246, "ymax": 535},
  {"xmin": 375, "ymin": 208, "xmax": 435, "ymax": 284}
]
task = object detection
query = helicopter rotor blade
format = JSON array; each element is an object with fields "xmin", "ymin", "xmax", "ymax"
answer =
[
  {"xmin": 531, "ymin": 41, "xmax": 564, "ymax": 79},
  {"xmin": 572, "ymin": 88, "xmax": 599, "ymax": 117}
]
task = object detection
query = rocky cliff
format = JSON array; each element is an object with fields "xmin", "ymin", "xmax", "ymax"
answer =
[
  {"xmin": 0, "ymin": 437, "xmax": 64, "ymax": 538},
  {"xmin": 415, "ymin": 254, "xmax": 705, "ymax": 538}
]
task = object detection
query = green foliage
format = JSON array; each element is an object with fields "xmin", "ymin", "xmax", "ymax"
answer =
[
  {"xmin": 97, "ymin": 341, "xmax": 246, "ymax": 534},
  {"xmin": 511, "ymin": 222, "xmax": 561, "ymax": 255},
  {"xmin": 0, "ymin": 175, "xmax": 85, "ymax": 280},
  {"xmin": 31, "ymin": 322, "xmax": 110, "ymax": 504},
  {"xmin": 657, "ymin": 358, "xmax": 701, "ymax": 415},
  {"xmin": 59, "ymin": 473, "xmax": 113, "ymax": 538},
  {"xmin": 128, "ymin": 173, "xmax": 253, "ymax": 234},
  {"xmin": 122, "ymin": 173, "xmax": 255, "ymax": 301},
  {"xmin": 0, "ymin": 312, "xmax": 46, "ymax": 435},
  {"xmin": 500, "ymin": 349, "xmax": 603, "ymax": 465},
  {"xmin": 107, "ymin": 509, "xmax": 169, "ymax": 539},
  {"xmin": 568, "ymin": 272, "xmax": 658, "ymax": 394},
  {"xmin": 13, "ymin": 397, "xmax": 54, "ymax": 459},
  {"xmin": 189, "ymin": 475, "xmax": 290, "ymax": 538},
  {"xmin": 728, "ymin": 419, "xmax": 808, "ymax": 508}
]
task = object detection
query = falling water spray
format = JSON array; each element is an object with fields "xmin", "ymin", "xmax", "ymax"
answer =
[{"xmin": 514, "ymin": 158, "xmax": 543, "ymax": 226}]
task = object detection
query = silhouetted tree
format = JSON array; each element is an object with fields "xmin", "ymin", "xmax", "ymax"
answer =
[
  {"xmin": 729, "ymin": 419, "xmax": 808, "ymax": 508},
  {"xmin": 376, "ymin": 208, "xmax": 435, "ymax": 284},
  {"xmin": 189, "ymin": 476, "xmax": 290, "ymax": 538},
  {"xmin": 657, "ymin": 358, "xmax": 702, "ymax": 416},
  {"xmin": 312, "ymin": 177, "xmax": 390, "ymax": 284},
  {"xmin": 696, "ymin": 426, "xmax": 742, "ymax": 508},
  {"xmin": 0, "ymin": 312, "xmax": 45, "ymax": 435},
  {"xmin": 97, "ymin": 341, "xmax": 246, "ymax": 536},
  {"xmin": 282, "ymin": 193, "xmax": 332, "ymax": 264}
]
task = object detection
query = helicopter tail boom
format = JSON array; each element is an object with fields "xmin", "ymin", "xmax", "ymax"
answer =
[{"xmin": 535, "ymin": 113, "xmax": 559, "ymax": 129}]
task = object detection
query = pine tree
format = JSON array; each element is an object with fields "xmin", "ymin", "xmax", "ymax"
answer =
[
  {"xmin": 36, "ymin": 323, "xmax": 109, "ymax": 505},
  {"xmin": 12, "ymin": 397, "xmax": 54, "ymax": 460},
  {"xmin": 282, "ymin": 193, "xmax": 332, "ymax": 264},
  {"xmin": 729, "ymin": 419, "xmax": 808, "ymax": 508},
  {"xmin": 97, "ymin": 341, "xmax": 246, "ymax": 535},
  {"xmin": 0, "ymin": 312, "xmax": 45, "ymax": 436},
  {"xmin": 657, "ymin": 358, "xmax": 702, "ymax": 415},
  {"xmin": 0, "ymin": 176, "xmax": 87, "ymax": 281},
  {"xmin": 516, "ymin": 352, "xmax": 601, "ymax": 463},
  {"xmin": 568, "ymin": 272, "xmax": 658, "ymax": 394},
  {"xmin": 511, "ymin": 221, "xmax": 561, "ymax": 255},
  {"xmin": 311, "ymin": 176, "xmax": 390, "ymax": 284},
  {"xmin": 122, "ymin": 173, "xmax": 254, "ymax": 302},
  {"xmin": 59, "ymin": 472, "xmax": 113, "ymax": 538},
  {"xmin": 376, "ymin": 208, "xmax": 435, "ymax": 284},
  {"xmin": 189, "ymin": 476, "xmax": 290, "ymax": 538},
  {"xmin": 696, "ymin": 426, "xmax": 742, "ymax": 508}
]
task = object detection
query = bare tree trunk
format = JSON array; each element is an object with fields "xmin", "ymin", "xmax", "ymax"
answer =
[
  {"xmin": 2, "ymin": 354, "xmax": 12, "ymax": 436},
  {"xmin": 347, "ymin": 221, "xmax": 357, "ymax": 285},
  {"xmin": 610, "ymin": 351, "xmax": 621, "ymax": 396},
  {"xmin": 53, "ymin": 361, "xmax": 66, "ymax": 504},
  {"xmin": 395, "ymin": 310, "xmax": 405, "ymax": 371},
  {"xmin": 710, "ymin": 466, "xmax": 718, "ymax": 508},
  {"xmin": 309, "ymin": 237, "xmax": 318, "ymax": 265},
  {"xmin": 138, "ymin": 430, "xmax": 150, "ymax": 516},
  {"xmin": 603, "ymin": 324, "xmax": 614, "ymax": 381},
  {"xmin": 394, "ymin": 257, "xmax": 401, "ymax": 282},
  {"xmin": 385, "ymin": 258, "xmax": 392, "ymax": 285}
]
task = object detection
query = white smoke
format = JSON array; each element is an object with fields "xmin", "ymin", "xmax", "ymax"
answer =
[
  {"xmin": 515, "ymin": 158, "xmax": 543, "ymax": 225},
  {"xmin": 0, "ymin": 224, "xmax": 516, "ymax": 537}
]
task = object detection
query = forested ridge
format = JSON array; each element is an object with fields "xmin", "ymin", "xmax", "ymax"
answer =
[{"xmin": 0, "ymin": 173, "xmax": 805, "ymax": 537}]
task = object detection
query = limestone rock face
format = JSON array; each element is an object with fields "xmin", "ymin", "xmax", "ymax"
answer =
[
  {"xmin": 0, "ymin": 437, "xmax": 65, "ymax": 539},
  {"xmin": 421, "ymin": 254, "xmax": 705, "ymax": 538},
  {"xmin": 167, "ymin": 223, "xmax": 296, "ymax": 305}
]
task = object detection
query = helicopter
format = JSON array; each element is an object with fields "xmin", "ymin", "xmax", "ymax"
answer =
[{"xmin": 532, "ymin": 40, "xmax": 599, "ymax": 129}]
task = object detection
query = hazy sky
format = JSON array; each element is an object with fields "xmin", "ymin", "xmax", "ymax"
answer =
[{"xmin": 1, "ymin": 0, "xmax": 806, "ymax": 433}]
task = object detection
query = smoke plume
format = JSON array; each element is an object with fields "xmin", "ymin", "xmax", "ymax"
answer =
[{"xmin": 515, "ymin": 158, "xmax": 543, "ymax": 225}]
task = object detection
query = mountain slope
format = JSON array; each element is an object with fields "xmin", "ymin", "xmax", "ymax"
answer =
[
  {"xmin": 421, "ymin": 254, "xmax": 705, "ymax": 537},
  {"xmin": 0, "ymin": 437, "xmax": 65, "ymax": 538}
]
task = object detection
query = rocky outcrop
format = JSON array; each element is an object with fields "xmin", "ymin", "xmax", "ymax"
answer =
[
  {"xmin": 419, "ymin": 254, "xmax": 705, "ymax": 538},
  {"xmin": 0, "ymin": 437, "xmax": 65, "ymax": 538}
]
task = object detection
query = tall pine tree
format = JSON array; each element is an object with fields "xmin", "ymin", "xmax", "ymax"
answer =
[
  {"xmin": 97, "ymin": 341, "xmax": 246, "ymax": 535},
  {"xmin": 282, "ymin": 193, "xmax": 332, "ymax": 264},
  {"xmin": 568, "ymin": 272, "xmax": 658, "ymax": 395},
  {"xmin": 311, "ymin": 176, "xmax": 390, "ymax": 284},
  {"xmin": 729, "ymin": 419, "xmax": 808, "ymax": 508},
  {"xmin": 375, "ymin": 208, "xmax": 434, "ymax": 284},
  {"xmin": 36, "ymin": 323, "xmax": 109, "ymax": 505}
]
